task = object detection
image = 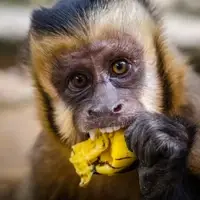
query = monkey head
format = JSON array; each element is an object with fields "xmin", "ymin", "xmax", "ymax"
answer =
[{"xmin": 29, "ymin": 0, "xmax": 186, "ymax": 146}]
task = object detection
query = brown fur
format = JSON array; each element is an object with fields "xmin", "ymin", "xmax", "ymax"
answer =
[{"xmin": 154, "ymin": 30, "xmax": 187, "ymax": 115}]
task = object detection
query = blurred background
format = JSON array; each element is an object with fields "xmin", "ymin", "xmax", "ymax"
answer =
[{"xmin": 0, "ymin": 0, "xmax": 200, "ymax": 180}]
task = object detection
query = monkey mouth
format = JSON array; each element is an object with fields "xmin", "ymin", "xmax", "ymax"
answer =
[
  {"xmin": 87, "ymin": 126, "xmax": 123, "ymax": 140},
  {"xmin": 85, "ymin": 116, "xmax": 134, "ymax": 140}
]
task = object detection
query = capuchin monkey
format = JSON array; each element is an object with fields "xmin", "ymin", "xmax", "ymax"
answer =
[{"xmin": 1, "ymin": 0, "xmax": 200, "ymax": 199}]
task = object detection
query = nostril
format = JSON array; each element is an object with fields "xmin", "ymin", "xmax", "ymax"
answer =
[
  {"xmin": 112, "ymin": 103, "xmax": 123, "ymax": 113},
  {"xmin": 88, "ymin": 109, "xmax": 93, "ymax": 116}
]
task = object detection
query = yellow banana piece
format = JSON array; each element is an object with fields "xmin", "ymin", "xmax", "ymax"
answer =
[
  {"xmin": 69, "ymin": 129, "xmax": 137, "ymax": 187},
  {"xmin": 95, "ymin": 131, "xmax": 135, "ymax": 175}
]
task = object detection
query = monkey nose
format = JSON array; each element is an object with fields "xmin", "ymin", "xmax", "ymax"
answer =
[
  {"xmin": 87, "ymin": 103, "xmax": 124, "ymax": 117},
  {"xmin": 112, "ymin": 103, "xmax": 123, "ymax": 113}
]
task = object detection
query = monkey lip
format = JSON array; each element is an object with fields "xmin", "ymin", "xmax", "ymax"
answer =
[
  {"xmin": 85, "ymin": 116, "xmax": 134, "ymax": 140},
  {"xmin": 85, "ymin": 116, "xmax": 133, "ymax": 139},
  {"xmin": 87, "ymin": 126, "xmax": 123, "ymax": 140}
]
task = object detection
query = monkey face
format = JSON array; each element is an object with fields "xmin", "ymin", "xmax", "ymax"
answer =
[
  {"xmin": 30, "ymin": 30, "xmax": 167, "ymax": 144},
  {"xmin": 50, "ymin": 34, "xmax": 161, "ymax": 140}
]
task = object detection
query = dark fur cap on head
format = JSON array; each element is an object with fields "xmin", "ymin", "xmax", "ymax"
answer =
[{"xmin": 31, "ymin": 0, "xmax": 159, "ymax": 36}]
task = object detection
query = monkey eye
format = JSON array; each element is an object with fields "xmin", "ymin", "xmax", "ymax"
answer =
[
  {"xmin": 69, "ymin": 73, "xmax": 89, "ymax": 90},
  {"xmin": 111, "ymin": 60, "xmax": 131, "ymax": 76}
]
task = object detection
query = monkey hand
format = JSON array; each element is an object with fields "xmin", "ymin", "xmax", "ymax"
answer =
[{"xmin": 124, "ymin": 112, "xmax": 196, "ymax": 200}]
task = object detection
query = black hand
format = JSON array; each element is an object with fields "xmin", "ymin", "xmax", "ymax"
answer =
[{"xmin": 125, "ymin": 112, "xmax": 197, "ymax": 200}]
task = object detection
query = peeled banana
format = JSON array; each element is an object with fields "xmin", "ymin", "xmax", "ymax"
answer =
[{"xmin": 69, "ymin": 129, "xmax": 137, "ymax": 187}]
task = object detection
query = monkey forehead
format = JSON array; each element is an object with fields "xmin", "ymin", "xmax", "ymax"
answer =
[
  {"xmin": 55, "ymin": 34, "xmax": 144, "ymax": 61},
  {"xmin": 30, "ymin": 24, "xmax": 154, "ymax": 66}
]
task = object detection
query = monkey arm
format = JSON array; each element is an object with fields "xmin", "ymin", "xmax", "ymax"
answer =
[{"xmin": 124, "ymin": 112, "xmax": 200, "ymax": 200}]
